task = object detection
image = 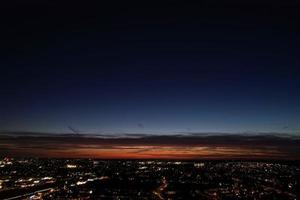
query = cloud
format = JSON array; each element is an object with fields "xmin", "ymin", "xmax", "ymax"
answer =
[
  {"xmin": 137, "ymin": 123, "xmax": 144, "ymax": 129},
  {"xmin": 0, "ymin": 132, "xmax": 300, "ymax": 159}
]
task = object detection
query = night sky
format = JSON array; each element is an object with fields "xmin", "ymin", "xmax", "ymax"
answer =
[{"xmin": 1, "ymin": 0, "xmax": 300, "ymax": 158}]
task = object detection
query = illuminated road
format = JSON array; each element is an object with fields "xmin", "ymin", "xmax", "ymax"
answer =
[
  {"xmin": 153, "ymin": 177, "xmax": 168, "ymax": 200},
  {"xmin": 4, "ymin": 187, "xmax": 53, "ymax": 200}
]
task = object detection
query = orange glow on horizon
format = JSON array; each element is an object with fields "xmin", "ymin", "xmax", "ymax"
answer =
[
  {"xmin": 1, "ymin": 134, "xmax": 299, "ymax": 160},
  {"xmin": 8, "ymin": 145, "xmax": 288, "ymax": 159}
]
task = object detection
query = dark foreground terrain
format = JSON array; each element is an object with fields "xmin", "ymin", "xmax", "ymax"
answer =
[{"xmin": 0, "ymin": 158, "xmax": 299, "ymax": 199}]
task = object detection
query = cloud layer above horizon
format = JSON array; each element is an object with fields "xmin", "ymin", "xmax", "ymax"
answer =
[{"xmin": 1, "ymin": 132, "xmax": 299, "ymax": 160}]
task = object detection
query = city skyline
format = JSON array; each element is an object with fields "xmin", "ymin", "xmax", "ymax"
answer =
[{"xmin": 1, "ymin": 1, "xmax": 300, "ymax": 199}]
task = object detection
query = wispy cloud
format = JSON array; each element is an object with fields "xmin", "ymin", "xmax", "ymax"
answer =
[{"xmin": 0, "ymin": 132, "xmax": 299, "ymax": 159}]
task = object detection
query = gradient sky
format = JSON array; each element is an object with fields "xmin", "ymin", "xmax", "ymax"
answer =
[{"xmin": 1, "ymin": 0, "xmax": 300, "ymax": 135}]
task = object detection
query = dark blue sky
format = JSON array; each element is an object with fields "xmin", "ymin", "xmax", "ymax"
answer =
[{"xmin": 1, "ymin": 0, "xmax": 300, "ymax": 134}]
